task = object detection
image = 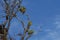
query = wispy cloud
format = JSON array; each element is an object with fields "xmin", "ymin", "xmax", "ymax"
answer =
[{"xmin": 40, "ymin": 15, "xmax": 60, "ymax": 40}]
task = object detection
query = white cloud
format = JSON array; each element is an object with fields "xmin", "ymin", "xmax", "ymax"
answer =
[
  {"xmin": 40, "ymin": 30, "xmax": 60, "ymax": 40},
  {"xmin": 54, "ymin": 15, "xmax": 60, "ymax": 29},
  {"xmin": 40, "ymin": 15, "xmax": 60, "ymax": 40}
]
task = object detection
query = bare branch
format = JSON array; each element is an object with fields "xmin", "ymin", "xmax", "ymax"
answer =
[{"xmin": 15, "ymin": 16, "xmax": 25, "ymax": 30}]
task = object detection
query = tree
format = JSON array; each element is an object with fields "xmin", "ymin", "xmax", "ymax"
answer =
[{"xmin": 0, "ymin": 0, "xmax": 35, "ymax": 40}]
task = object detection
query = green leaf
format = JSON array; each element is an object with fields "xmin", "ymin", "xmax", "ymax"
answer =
[
  {"xmin": 28, "ymin": 21, "xmax": 32, "ymax": 27},
  {"xmin": 19, "ymin": 6, "xmax": 26, "ymax": 14}
]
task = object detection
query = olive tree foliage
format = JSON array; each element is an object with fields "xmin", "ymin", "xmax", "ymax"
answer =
[{"xmin": 0, "ymin": 0, "xmax": 35, "ymax": 40}]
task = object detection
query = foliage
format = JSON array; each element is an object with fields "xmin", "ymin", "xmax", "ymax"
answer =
[{"xmin": 0, "ymin": 0, "xmax": 35, "ymax": 40}]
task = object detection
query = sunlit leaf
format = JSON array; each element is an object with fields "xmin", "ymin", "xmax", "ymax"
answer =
[
  {"xmin": 28, "ymin": 21, "xmax": 32, "ymax": 27},
  {"xmin": 19, "ymin": 6, "xmax": 26, "ymax": 14}
]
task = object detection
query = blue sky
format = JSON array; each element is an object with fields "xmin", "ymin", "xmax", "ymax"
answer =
[
  {"xmin": 21, "ymin": 0, "xmax": 60, "ymax": 40},
  {"xmin": 0, "ymin": 0, "xmax": 60, "ymax": 40}
]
